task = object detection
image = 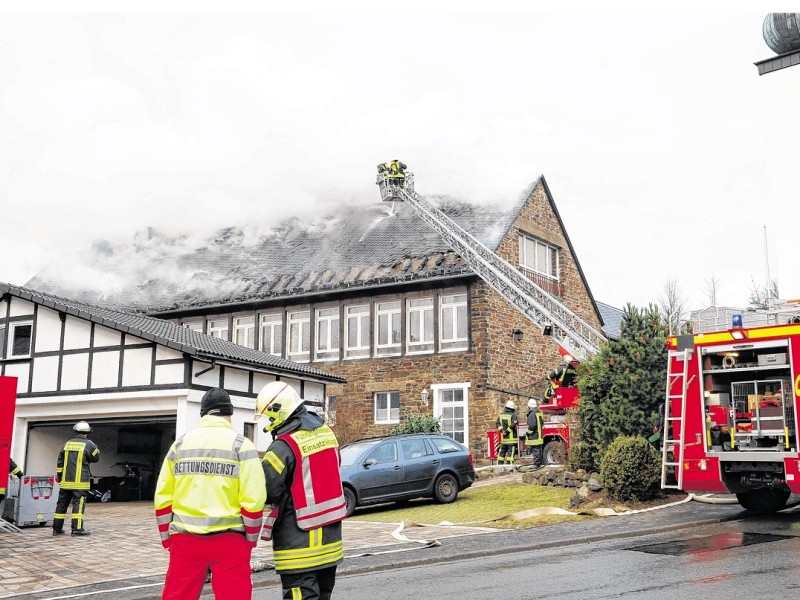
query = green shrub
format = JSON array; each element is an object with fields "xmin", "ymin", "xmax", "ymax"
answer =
[
  {"xmin": 388, "ymin": 410, "xmax": 442, "ymax": 435},
  {"xmin": 600, "ymin": 435, "xmax": 661, "ymax": 502},
  {"xmin": 568, "ymin": 440, "xmax": 598, "ymax": 472}
]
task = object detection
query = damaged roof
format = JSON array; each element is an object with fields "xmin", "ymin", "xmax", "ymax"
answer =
[
  {"xmin": 0, "ymin": 282, "xmax": 345, "ymax": 383},
  {"xmin": 27, "ymin": 192, "xmax": 526, "ymax": 314}
]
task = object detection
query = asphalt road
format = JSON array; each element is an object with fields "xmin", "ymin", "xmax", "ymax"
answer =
[
  {"xmin": 14, "ymin": 497, "xmax": 762, "ymax": 600},
  {"xmin": 261, "ymin": 509, "xmax": 800, "ymax": 600}
]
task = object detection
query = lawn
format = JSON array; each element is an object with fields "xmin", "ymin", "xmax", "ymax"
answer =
[{"xmin": 346, "ymin": 482, "xmax": 584, "ymax": 529}]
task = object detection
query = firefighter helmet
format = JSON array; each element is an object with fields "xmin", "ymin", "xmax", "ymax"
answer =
[
  {"xmin": 255, "ymin": 381, "xmax": 303, "ymax": 432},
  {"xmin": 73, "ymin": 421, "xmax": 92, "ymax": 433},
  {"xmin": 505, "ymin": 399, "xmax": 516, "ymax": 410},
  {"xmin": 528, "ymin": 399, "xmax": 538, "ymax": 408},
  {"xmin": 563, "ymin": 354, "xmax": 574, "ymax": 364}
]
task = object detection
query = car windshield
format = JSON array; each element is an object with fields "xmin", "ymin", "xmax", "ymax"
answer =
[
  {"xmin": 430, "ymin": 437, "xmax": 463, "ymax": 454},
  {"xmin": 340, "ymin": 441, "xmax": 378, "ymax": 467}
]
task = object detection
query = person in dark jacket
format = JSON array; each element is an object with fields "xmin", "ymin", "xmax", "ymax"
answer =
[
  {"xmin": 495, "ymin": 399, "xmax": 519, "ymax": 465},
  {"xmin": 255, "ymin": 381, "xmax": 347, "ymax": 600},
  {"xmin": 525, "ymin": 399, "xmax": 544, "ymax": 468},
  {"xmin": 1, "ymin": 458, "xmax": 24, "ymax": 505},
  {"xmin": 53, "ymin": 421, "xmax": 100, "ymax": 536}
]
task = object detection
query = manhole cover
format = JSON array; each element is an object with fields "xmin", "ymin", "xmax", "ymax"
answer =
[{"xmin": 628, "ymin": 532, "xmax": 794, "ymax": 555}]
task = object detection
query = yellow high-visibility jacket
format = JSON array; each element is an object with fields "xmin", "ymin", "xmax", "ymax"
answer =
[{"xmin": 154, "ymin": 415, "xmax": 266, "ymax": 547}]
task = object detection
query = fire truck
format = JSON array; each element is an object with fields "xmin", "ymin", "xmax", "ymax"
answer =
[
  {"xmin": 664, "ymin": 317, "xmax": 800, "ymax": 512},
  {"xmin": 376, "ymin": 165, "xmax": 605, "ymax": 464}
]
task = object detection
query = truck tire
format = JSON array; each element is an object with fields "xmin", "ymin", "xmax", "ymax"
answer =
[
  {"xmin": 543, "ymin": 440, "xmax": 567, "ymax": 465},
  {"xmin": 736, "ymin": 488, "xmax": 790, "ymax": 513}
]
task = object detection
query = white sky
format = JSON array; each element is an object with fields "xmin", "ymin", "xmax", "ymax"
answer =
[{"xmin": 1, "ymin": 2, "xmax": 798, "ymax": 314}]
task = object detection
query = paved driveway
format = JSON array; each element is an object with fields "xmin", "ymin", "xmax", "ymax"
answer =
[{"xmin": 0, "ymin": 501, "xmax": 496, "ymax": 599}]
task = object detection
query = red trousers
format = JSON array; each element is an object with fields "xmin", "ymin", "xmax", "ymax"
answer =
[{"xmin": 162, "ymin": 532, "xmax": 253, "ymax": 600}]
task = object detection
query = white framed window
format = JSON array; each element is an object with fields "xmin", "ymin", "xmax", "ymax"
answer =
[
  {"xmin": 260, "ymin": 313, "xmax": 283, "ymax": 356},
  {"xmin": 440, "ymin": 293, "xmax": 468, "ymax": 351},
  {"xmin": 315, "ymin": 307, "xmax": 340, "ymax": 361},
  {"xmin": 519, "ymin": 234, "xmax": 558, "ymax": 279},
  {"xmin": 9, "ymin": 321, "xmax": 33, "ymax": 358},
  {"xmin": 374, "ymin": 391, "xmax": 400, "ymax": 424},
  {"xmin": 0, "ymin": 324, "xmax": 6, "ymax": 359},
  {"xmin": 345, "ymin": 304, "xmax": 370, "ymax": 359},
  {"xmin": 288, "ymin": 310, "xmax": 311, "ymax": 362},
  {"xmin": 182, "ymin": 320, "xmax": 204, "ymax": 333},
  {"xmin": 208, "ymin": 318, "xmax": 229, "ymax": 340},
  {"xmin": 432, "ymin": 382, "xmax": 470, "ymax": 445},
  {"xmin": 407, "ymin": 297, "xmax": 433, "ymax": 354},
  {"xmin": 375, "ymin": 301, "xmax": 401, "ymax": 357},
  {"xmin": 234, "ymin": 316, "xmax": 256, "ymax": 348}
]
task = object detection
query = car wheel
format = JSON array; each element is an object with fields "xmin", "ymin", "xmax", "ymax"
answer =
[
  {"xmin": 433, "ymin": 473, "xmax": 459, "ymax": 504},
  {"xmin": 343, "ymin": 487, "xmax": 357, "ymax": 517},
  {"xmin": 736, "ymin": 488, "xmax": 790, "ymax": 513},
  {"xmin": 543, "ymin": 440, "xmax": 567, "ymax": 465}
]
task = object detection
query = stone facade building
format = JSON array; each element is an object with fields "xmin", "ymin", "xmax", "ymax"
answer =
[{"xmin": 27, "ymin": 176, "xmax": 615, "ymax": 460}]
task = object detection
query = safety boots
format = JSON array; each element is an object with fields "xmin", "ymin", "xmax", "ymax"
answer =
[{"xmin": 71, "ymin": 529, "xmax": 91, "ymax": 536}]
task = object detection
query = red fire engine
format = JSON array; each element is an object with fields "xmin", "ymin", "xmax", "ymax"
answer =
[{"xmin": 664, "ymin": 320, "xmax": 800, "ymax": 512}]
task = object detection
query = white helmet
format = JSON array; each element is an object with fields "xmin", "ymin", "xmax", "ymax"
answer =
[
  {"xmin": 505, "ymin": 400, "xmax": 516, "ymax": 410},
  {"xmin": 528, "ymin": 399, "xmax": 538, "ymax": 408},
  {"xmin": 563, "ymin": 354, "xmax": 574, "ymax": 364},
  {"xmin": 73, "ymin": 421, "xmax": 92, "ymax": 433},
  {"xmin": 255, "ymin": 381, "xmax": 303, "ymax": 432}
]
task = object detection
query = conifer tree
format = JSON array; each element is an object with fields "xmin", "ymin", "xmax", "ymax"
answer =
[{"xmin": 576, "ymin": 304, "xmax": 668, "ymax": 465}]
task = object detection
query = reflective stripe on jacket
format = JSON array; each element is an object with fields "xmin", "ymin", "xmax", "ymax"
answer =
[
  {"xmin": 154, "ymin": 415, "xmax": 266, "ymax": 546},
  {"xmin": 277, "ymin": 425, "xmax": 348, "ymax": 530},
  {"xmin": 526, "ymin": 410, "xmax": 544, "ymax": 446},
  {"xmin": 496, "ymin": 409, "xmax": 518, "ymax": 444},
  {"xmin": 262, "ymin": 408, "xmax": 345, "ymax": 573},
  {"xmin": 56, "ymin": 436, "xmax": 100, "ymax": 490}
]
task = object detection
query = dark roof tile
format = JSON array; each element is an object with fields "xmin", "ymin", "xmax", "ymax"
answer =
[{"xmin": 0, "ymin": 282, "xmax": 343, "ymax": 383}]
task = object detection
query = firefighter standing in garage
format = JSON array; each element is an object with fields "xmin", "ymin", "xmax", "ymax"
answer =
[
  {"xmin": 255, "ymin": 381, "xmax": 347, "ymax": 600},
  {"xmin": 496, "ymin": 399, "xmax": 519, "ymax": 465},
  {"xmin": 52, "ymin": 421, "xmax": 100, "ymax": 536},
  {"xmin": 154, "ymin": 388, "xmax": 266, "ymax": 600},
  {"xmin": 0, "ymin": 458, "xmax": 24, "ymax": 505}
]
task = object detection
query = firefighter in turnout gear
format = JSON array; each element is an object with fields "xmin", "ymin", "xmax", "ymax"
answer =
[
  {"xmin": 255, "ymin": 381, "xmax": 347, "ymax": 600},
  {"xmin": 495, "ymin": 399, "xmax": 519, "ymax": 465},
  {"xmin": 377, "ymin": 159, "xmax": 407, "ymax": 188},
  {"xmin": 154, "ymin": 388, "xmax": 266, "ymax": 600},
  {"xmin": 52, "ymin": 421, "xmax": 100, "ymax": 536},
  {"xmin": 543, "ymin": 354, "xmax": 578, "ymax": 403},
  {"xmin": 1, "ymin": 458, "xmax": 23, "ymax": 505},
  {"xmin": 525, "ymin": 399, "xmax": 544, "ymax": 468}
]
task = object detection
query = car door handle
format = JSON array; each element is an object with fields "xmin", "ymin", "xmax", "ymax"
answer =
[
  {"xmin": 432, "ymin": 460, "xmax": 440, "ymax": 465},
  {"xmin": 394, "ymin": 465, "xmax": 401, "ymax": 470}
]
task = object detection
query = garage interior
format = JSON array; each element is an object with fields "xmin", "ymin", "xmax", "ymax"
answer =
[{"xmin": 25, "ymin": 417, "xmax": 176, "ymax": 502}]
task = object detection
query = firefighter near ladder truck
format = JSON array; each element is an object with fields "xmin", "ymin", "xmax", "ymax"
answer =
[
  {"xmin": 663, "ymin": 318, "xmax": 800, "ymax": 512},
  {"xmin": 376, "ymin": 162, "xmax": 605, "ymax": 465}
]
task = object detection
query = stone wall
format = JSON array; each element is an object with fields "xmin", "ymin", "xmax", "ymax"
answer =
[{"xmin": 310, "ymin": 178, "xmax": 602, "ymax": 458}]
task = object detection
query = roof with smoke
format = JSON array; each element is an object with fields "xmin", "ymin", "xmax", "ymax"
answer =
[
  {"xmin": 0, "ymin": 282, "xmax": 344, "ymax": 382},
  {"xmin": 27, "ymin": 191, "xmax": 528, "ymax": 314}
]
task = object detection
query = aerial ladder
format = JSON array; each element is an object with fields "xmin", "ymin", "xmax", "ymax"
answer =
[{"xmin": 375, "ymin": 163, "xmax": 607, "ymax": 360}]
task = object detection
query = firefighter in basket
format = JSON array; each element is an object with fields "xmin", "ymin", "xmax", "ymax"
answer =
[
  {"xmin": 255, "ymin": 381, "xmax": 347, "ymax": 600},
  {"xmin": 377, "ymin": 159, "xmax": 407, "ymax": 188},
  {"xmin": 543, "ymin": 354, "xmax": 579, "ymax": 403}
]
